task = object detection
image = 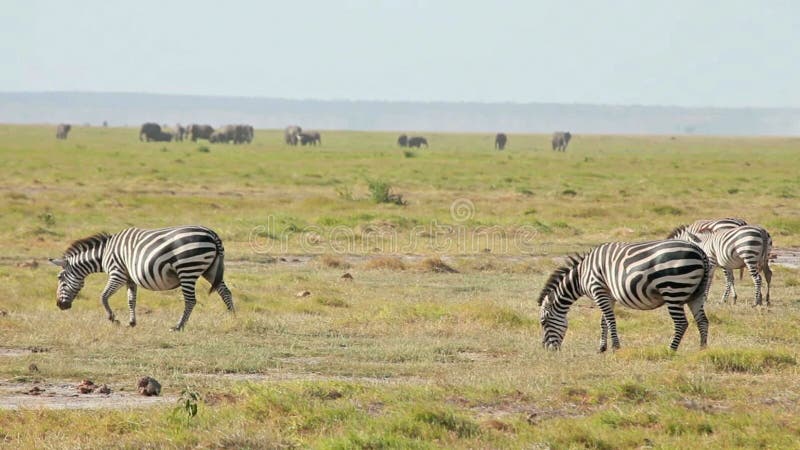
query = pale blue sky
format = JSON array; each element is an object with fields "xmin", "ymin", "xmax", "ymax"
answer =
[{"xmin": 1, "ymin": 0, "xmax": 798, "ymax": 107}]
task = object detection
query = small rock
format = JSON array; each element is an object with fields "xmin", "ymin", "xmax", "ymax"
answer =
[
  {"xmin": 137, "ymin": 376, "xmax": 161, "ymax": 396},
  {"xmin": 340, "ymin": 273, "xmax": 354, "ymax": 281},
  {"xmin": 296, "ymin": 290, "xmax": 311, "ymax": 298},
  {"xmin": 77, "ymin": 379, "xmax": 97, "ymax": 394},
  {"xmin": 279, "ymin": 257, "xmax": 287, "ymax": 262},
  {"xmin": 98, "ymin": 384, "xmax": 111, "ymax": 395},
  {"xmin": 291, "ymin": 258, "xmax": 301, "ymax": 262},
  {"xmin": 28, "ymin": 363, "xmax": 39, "ymax": 373}
]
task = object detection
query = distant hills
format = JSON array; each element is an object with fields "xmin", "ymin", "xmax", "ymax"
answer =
[{"xmin": 1, "ymin": 91, "xmax": 798, "ymax": 136}]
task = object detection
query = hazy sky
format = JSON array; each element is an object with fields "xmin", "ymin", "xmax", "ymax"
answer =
[{"xmin": 2, "ymin": 0, "xmax": 798, "ymax": 107}]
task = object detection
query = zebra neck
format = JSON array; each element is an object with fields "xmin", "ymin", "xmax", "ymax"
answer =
[
  {"xmin": 554, "ymin": 266, "xmax": 584, "ymax": 307},
  {"xmin": 68, "ymin": 243, "xmax": 107, "ymax": 276}
]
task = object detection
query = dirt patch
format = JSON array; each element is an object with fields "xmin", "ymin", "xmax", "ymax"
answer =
[
  {"xmin": 187, "ymin": 369, "xmax": 430, "ymax": 386},
  {"xmin": 0, "ymin": 380, "xmax": 174, "ymax": 410}
]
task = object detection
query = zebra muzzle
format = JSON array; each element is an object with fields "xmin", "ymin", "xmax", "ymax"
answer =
[{"xmin": 57, "ymin": 300, "xmax": 72, "ymax": 310}]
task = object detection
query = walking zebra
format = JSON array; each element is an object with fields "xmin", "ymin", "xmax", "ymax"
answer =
[
  {"xmin": 538, "ymin": 240, "xmax": 711, "ymax": 352},
  {"xmin": 668, "ymin": 224, "xmax": 772, "ymax": 306},
  {"xmin": 50, "ymin": 226, "xmax": 234, "ymax": 330}
]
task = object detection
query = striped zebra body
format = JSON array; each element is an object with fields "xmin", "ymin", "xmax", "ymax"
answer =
[
  {"xmin": 667, "ymin": 217, "xmax": 748, "ymax": 284},
  {"xmin": 672, "ymin": 225, "xmax": 772, "ymax": 306},
  {"xmin": 538, "ymin": 240, "xmax": 711, "ymax": 352},
  {"xmin": 50, "ymin": 226, "xmax": 234, "ymax": 330}
]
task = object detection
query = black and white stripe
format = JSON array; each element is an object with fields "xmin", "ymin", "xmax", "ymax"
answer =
[
  {"xmin": 670, "ymin": 224, "xmax": 772, "ymax": 306},
  {"xmin": 538, "ymin": 240, "xmax": 711, "ymax": 352},
  {"xmin": 50, "ymin": 225, "xmax": 234, "ymax": 330}
]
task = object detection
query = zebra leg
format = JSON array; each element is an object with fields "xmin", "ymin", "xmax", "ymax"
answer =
[
  {"xmin": 763, "ymin": 262, "xmax": 772, "ymax": 306},
  {"xmin": 172, "ymin": 276, "xmax": 199, "ymax": 331},
  {"xmin": 126, "ymin": 282, "xmax": 138, "ymax": 327},
  {"xmin": 598, "ymin": 315, "xmax": 609, "ymax": 353},
  {"xmin": 722, "ymin": 269, "xmax": 736, "ymax": 304},
  {"xmin": 99, "ymin": 275, "xmax": 126, "ymax": 324},
  {"xmin": 666, "ymin": 302, "xmax": 689, "ymax": 351},
  {"xmin": 592, "ymin": 289, "xmax": 619, "ymax": 351},
  {"xmin": 748, "ymin": 264, "xmax": 763, "ymax": 306},
  {"xmin": 687, "ymin": 296, "xmax": 709, "ymax": 348},
  {"xmin": 216, "ymin": 281, "xmax": 235, "ymax": 312}
]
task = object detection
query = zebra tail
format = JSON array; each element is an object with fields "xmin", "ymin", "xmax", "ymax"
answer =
[
  {"xmin": 207, "ymin": 234, "xmax": 225, "ymax": 294},
  {"xmin": 759, "ymin": 228, "xmax": 773, "ymax": 272}
]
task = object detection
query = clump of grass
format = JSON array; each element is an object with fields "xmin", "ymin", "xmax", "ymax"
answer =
[
  {"xmin": 363, "ymin": 256, "xmax": 407, "ymax": 271},
  {"xmin": 618, "ymin": 346, "xmax": 676, "ymax": 362},
  {"xmin": 617, "ymin": 381, "xmax": 652, "ymax": 403},
  {"xmin": 367, "ymin": 179, "xmax": 406, "ymax": 205},
  {"xmin": 403, "ymin": 150, "xmax": 416, "ymax": 158},
  {"xmin": 314, "ymin": 296, "xmax": 349, "ymax": 308},
  {"xmin": 407, "ymin": 407, "xmax": 480, "ymax": 439},
  {"xmin": 652, "ymin": 205, "xmax": 683, "ymax": 215},
  {"xmin": 516, "ymin": 187, "xmax": 534, "ymax": 196},
  {"xmin": 417, "ymin": 257, "xmax": 458, "ymax": 273},
  {"xmin": 334, "ymin": 185, "xmax": 354, "ymax": 200},
  {"xmin": 197, "ymin": 146, "xmax": 210, "ymax": 153},
  {"xmin": 702, "ymin": 349, "xmax": 796, "ymax": 373},
  {"xmin": 317, "ymin": 254, "xmax": 351, "ymax": 269},
  {"xmin": 37, "ymin": 211, "xmax": 56, "ymax": 227},
  {"xmin": 561, "ymin": 189, "xmax": 578, "ymax": 196}
]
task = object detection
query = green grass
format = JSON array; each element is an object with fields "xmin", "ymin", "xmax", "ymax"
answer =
[{"xmin": 1, "ymin": 125, "xmax": 800, "ymax": 448}]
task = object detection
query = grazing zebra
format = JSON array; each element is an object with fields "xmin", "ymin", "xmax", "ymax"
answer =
[
  {"xmin": 669, "ymin": 224, "xmax": 772, "ymax": 306},
  {"xmin": 538, "ymin": 240, "xmax": 711, "ymax": 352},
  {"xmin": 49, "ymin": 226, "xmax": 234, "ymax": 330}
]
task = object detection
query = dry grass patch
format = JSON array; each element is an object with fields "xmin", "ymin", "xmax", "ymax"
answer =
[
  {"xmin": 363, "ymin": 256, "xmax": 407, "ymax": 271},
  {"xmin": 317, "ymin": 254, "xmax": 351, "ymax": 269},
  {"xmin": 417, "ymin": 257, "xmax": 458, "ymax": 273}
]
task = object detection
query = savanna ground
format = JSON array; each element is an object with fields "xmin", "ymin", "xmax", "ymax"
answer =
[{"xmin": 1, "ymin": 124, "xmax": 799, "ymax": 449}]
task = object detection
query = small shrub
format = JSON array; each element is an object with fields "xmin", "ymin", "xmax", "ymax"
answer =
[
  {"xmin": 197, "ymin": 146, "xmax": 210, "ymax": 153},
  {"xmin": 334, "ymin": 185, "xmax": 354, "ymax": 200},
  {"xmin": 403, "ymin": 150, "xmax": 416, "ymax": 158},
  {"xmin": 38, "ymin": 211, "xmax": 56, "ymax": 227},
  {"xmin": 363, "ymin": 256, "xmax": 406, "ymax": 271},
  {"xmin": 367, "ymin": 179, "xmax": 406, "ymax": 205},
  {"xmin": 618, "ymin": 381, "xmax": 652, "ymax": 403},
  {"xmin": 728, "ymin": 188, "xmax": 740, "ymax": 194},
  {"xmin": 417, "ymin": 257, "xmax": 458, "ymax": 273},
  {"xmin": 561, "ymin": 189, "xmax": 578, "ymax": 196}
]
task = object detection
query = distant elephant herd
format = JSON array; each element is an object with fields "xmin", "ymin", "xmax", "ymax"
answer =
[
  {"xmin": 55, "ymin": 122, "xmax": 573, "ymax": 152},
  {"xmin": 137, "ymin": 123, "xmax": 254, "ymax": 144}
]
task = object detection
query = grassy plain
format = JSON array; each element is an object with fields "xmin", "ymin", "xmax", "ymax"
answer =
[{"xmin": 0, "ymin": 124, "xmax": 799, "ymax": 448}]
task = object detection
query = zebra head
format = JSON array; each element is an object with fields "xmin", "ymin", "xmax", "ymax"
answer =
[
  {"xmin": 539, "ymin": 294, "xmax": 567, "ymax": 351},
  {"xmin": 49, "ymin": 258, "xmax": 85, "ymax": 310}
]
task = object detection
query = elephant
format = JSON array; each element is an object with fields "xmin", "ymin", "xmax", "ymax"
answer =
[
  {"xmin": 298, "ymin": 132, "xmax": 321, "ymax": 146},
  {"xmin": 552, "ymin": 131, "xmax": 572, "ymax": 151},
  {"xmin": 56, "ymin": 124, "xmax": 71, "ymax": 140},
  {"xmin": 407, "ymin": 136, "xmax": 428, "ymax": 148},
  {"xmin": 189, "ymin": 124, "xmax": 214, "ymax": 141},
  {"xmin": 151, "ymin": 131, "xmax": 174, "ymax": 142},
  {"xmin": 495, "ymin": 133, "xmax": 507, "ymax": 150},
  {"xmin": 234, "ymin": 124, "xmax": 254, "ymax": 144},
  {"xmin": 175, "ymin": 124, "xmax": 186, "ymax": 141},
  {"xmin": 284, "ymin": 125, "xmax": 302, "ymax": 146},
  {"xmin": 397, "ymin": 134, "xmax": 408, "ymax": 147},
  {"xmin": 139, "ymin": 122, "xmax": 162, "ymax": 142},
  {"xmin": 209, "ymin": 128, "xmax": 231, "ymax": 143}
]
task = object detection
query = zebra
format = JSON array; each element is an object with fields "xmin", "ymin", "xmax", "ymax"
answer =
[
  {"xmin": 49, "ymin": 225, "xmax": 234, "ymax": 330},
  {"xmin": 666, "ymin": 217, "xmax": 748, "ymax": 282},
  {"xmin": 668, "ymin": 224, "xmax": 772, "ymax": 306},
  {"xmin": 538, "ymin": 240, "xmax": 711, "ymax": 352}
]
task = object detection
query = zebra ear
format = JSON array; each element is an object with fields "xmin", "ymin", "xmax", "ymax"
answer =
[{"xmin": 49, "ymin": 258, "xmax": 67, "ymax": 268}]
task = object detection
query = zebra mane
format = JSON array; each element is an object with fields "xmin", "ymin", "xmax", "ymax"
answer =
[
  {"xmin": 537, "ymin": 253, "xmax": 585, "ymax": 306},
  {"xmin": 64, "ymin": 232, "xmax": 111, "ymax": 258},
  {"xmin": 665, "ymin": 224, "xmax": 689, "ymax": 239}
]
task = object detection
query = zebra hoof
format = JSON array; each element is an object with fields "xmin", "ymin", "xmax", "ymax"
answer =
[
  {"xmin": 128, "ymin": 321, "xmax": 136, "ymax": 327},
  {"xmin": 598, "ymin": 345, "xmax": 607, "ymax": 353},
  {"xmin": 170, "ymin": 326, "xmax": 183, "ymax": 332}
]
